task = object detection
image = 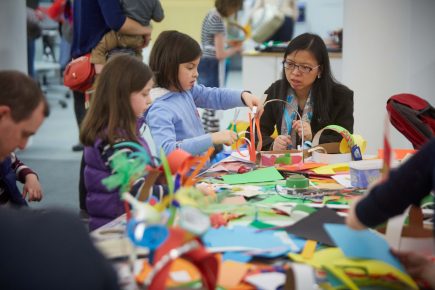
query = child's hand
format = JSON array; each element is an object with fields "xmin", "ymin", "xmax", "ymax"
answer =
[
  {"xmin": 272, "ymin": 135, "xmax": 292, "ymax": 151},
  {"xmin": 227, "ymin": 39, "xmax": 243, "ymax": 48},
  {"xmin": 230, "ymin": 40, "xmax": 243, "ymax": 52},
  {"xmin": 22, "ymin": 174, "xmax": 43, "ymax": 202},
  {"xmin": 211, "ymin": 130, "xmax": 237, "ymax": 146},
  {"xmin": 292, "ymin": 120, "xmax": 313, "ymax": 141},
  {"xmin": 241, "ymin": 92, "xmax": 264, "ymax": 117}
]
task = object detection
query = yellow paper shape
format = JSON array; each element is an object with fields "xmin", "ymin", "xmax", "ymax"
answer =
[
  {"xmin": 289, "ymin": 247, "xmax": 418, "ymax": 290},
  {"xmin": 289, "ymin": 247, "xmax": 343, "ymax": 268},
  {"xmin": 312, "ymin": 163, "xmax": 350, "ymax": 175},
  {"xmin": 340, "ymin": 134, "xmax": 367, "ymax": 154},
  {"xmin": 301, "ymin": 240, "xmax": 317, "ymax": 259}
]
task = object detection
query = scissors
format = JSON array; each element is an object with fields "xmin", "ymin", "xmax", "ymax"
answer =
[{"xmin": 227, "ymin": 108, "xmax": 240, "ymax": 134}]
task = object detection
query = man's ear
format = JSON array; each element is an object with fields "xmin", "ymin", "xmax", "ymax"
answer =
[{"xmin": 0, "ymin": 106, "xmax": 11, "ymax": 120}]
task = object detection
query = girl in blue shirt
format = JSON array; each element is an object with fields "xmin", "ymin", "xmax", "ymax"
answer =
[{"xmin": 145, "ymin": 30, "xmax": 263, "ymax": 156}]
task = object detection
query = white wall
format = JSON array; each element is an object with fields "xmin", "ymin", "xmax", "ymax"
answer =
[
  {"xmin": 343, "ymin": 0, "xmax": 435, "ymax": 153},
  {"xmin": 0, "ymin": 0, "xmax": 27, "ymax": 72},
  {"xmin": 295, "ymin": 0, "xmax": 344, "ymax": 38}
]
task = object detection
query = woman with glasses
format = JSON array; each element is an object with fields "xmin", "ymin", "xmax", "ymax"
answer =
[{"xmin": 256, "ymin": 33, "xmax": 354, "ymax": 150}]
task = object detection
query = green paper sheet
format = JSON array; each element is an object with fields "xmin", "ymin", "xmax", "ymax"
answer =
[
  {"xmin": 222, "ymin": 167, "xmax": 284, "ymax": 185},
  {"xmin": 255, "ymin": 195, "xmax": 305, "ymax": 204},
  {"xmin": 250, "ymin": 219, "xmax": 276, "ymax": 229}
]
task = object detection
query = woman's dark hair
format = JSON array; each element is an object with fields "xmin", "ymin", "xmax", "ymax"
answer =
[
  {"xmin": 80, "ymin": 55, "xmax": 153, "ymax": 146},
  {"xmin": 149, "ymin": 30, "xmax": 202, "ymax": 92},
  {"xmin": 281, "ymin": 33, "xmax": 341, "ymax": 125},
  {"xmin": 215, "ymin": 0, "xmax": 243, "ymax": 17}
]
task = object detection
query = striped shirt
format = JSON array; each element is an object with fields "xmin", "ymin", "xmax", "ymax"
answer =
[
  {"xmin": 0, "ymin": 153, "xmax": 37, "ymax": 204},
  {"xmin": 200, "ymin": 9, "xmax": 225, "ymax": 58}
]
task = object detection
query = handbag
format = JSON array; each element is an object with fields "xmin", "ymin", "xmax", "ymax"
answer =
[
  {"xmin": 63, "ymin": 53, "xmax": 95, "ymax": 92},
  {"xmin": 250, "ymin": 0, "xmax": 285, "ymax": 43}
]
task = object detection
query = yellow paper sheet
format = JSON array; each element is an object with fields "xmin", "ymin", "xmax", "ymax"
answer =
[{"xmin": 312, "ymin": 163, "xmax": 350, "ymax": 175}]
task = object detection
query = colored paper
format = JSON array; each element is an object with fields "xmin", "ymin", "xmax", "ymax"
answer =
[
  {"xmin": 221, "ymin": 196, "xmax": 246, "ymax": 205},
  {"xmin": 244, "ymin": 272, "xmax": 286, "ymax": 290},
  {"xmin": 217, "ymin": 260, "xmax": 250, "ymax": 288},
  {"xmin": 222, "ymin": 252, "xmax": 252, "ymax": 263},
  {"xmin": 378, "ymin": 148, "xmax": 416, "ymax": 160},
  {"xmin": 203, "ymin": 225, "xmax": 291, "ymax": 258},
  {"xmin": 323, "ymin": 224, "xmax": 405, "ymax": 272},
  {"xmin": 230, "ymin": 150, "xmax": 254, "ymax": 163},
  {"xmin": 284, "ymin": 208, "xmax": 344, "ymax": 246},
  {"xmin": 289, "ymin": 247, "xmax": 343, "ymax": 269},
  {"xmin": 256, "ymin": 195, "xmax": 306, "ymax": 204},
  {"xmin": 169, "ymin": 271, "xmax": 192, "ymax": 283},
  {"xmin": 312, "ymin": 163, "xmax": 350, "ymax": 175},
  {"xmin": 286, "ymin": 234, "xmax": 307, "ymax": 252},
  {"xmin": 331, "ymin": 256, "xmax": 418, "ymax": 290},
  {"xmin": 331, "ymin": 174, "xmax": 352, "ymax": 188},
  {"xmin": 278, "ymin": 162, "xmax": 326, "ymax": 171},
  {"xmin": 250, "ymin": 219, "xmax": 276, "ymax": 229},
  {"xmin": 289, "ymin": 247, "xmax": 418, "ymax": 290},
  {"xmin": 301, "ymin": 240, "xmax": 317, "ymax": 259},
  {"xmin": 222, "ymin": 167, "xmax": 284, "ymax": 185}
]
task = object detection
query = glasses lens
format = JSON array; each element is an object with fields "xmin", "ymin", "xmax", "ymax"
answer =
[
  {"xmin": 300, "ymin": 65, "xmax": 311, "ymax": 73},
  {"xmin": 283, "ymin": 61, "xmax": 294, "ymax": 70}
]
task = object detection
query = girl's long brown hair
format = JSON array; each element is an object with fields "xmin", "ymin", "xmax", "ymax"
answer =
[{"xmin": 80, "ymin": 55, "xmax": 153, "ymax": 146}]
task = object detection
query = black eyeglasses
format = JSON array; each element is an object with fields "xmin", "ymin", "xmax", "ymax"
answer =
[{"xmin": 282, "ymin": 61, "xmax": 320, "ymax": 74}]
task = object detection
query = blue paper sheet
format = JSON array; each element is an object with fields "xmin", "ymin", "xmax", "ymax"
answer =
[
  {"xmin": 202, "ymin": 225, "xmax": 291, "ymax": 258},
  {"xmin": 324, "ymin": 224, "xmax": 405, "ymax": 272},
  {"xmin": 222, "ymin": 252, "xmax": 252, "ymax": 263}
]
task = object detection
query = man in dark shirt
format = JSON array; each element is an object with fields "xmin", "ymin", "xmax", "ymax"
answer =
[{"xmin": 0, "ymin": 70, "xmax": 120, "ymax": 290}]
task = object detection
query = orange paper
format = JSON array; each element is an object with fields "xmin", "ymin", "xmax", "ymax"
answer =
[
  {"xmin": 136, "ymin": 258, "xmax": 201, "ymax": 286},
  {"xmin": 378, "ymin": 148, "xmax": 416, "ymax": 160},
  {"xmin": 218, "ymin": 260, "xmax": 250, "ymax": 288},
  {"xmin": 278, "ymin": 162, "xmax": 327, "ymax": 172}
]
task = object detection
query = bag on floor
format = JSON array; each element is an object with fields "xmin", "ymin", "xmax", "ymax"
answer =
[{"xmin": 63, "ymin": 53, "xmax": 95, "ymax": 92}]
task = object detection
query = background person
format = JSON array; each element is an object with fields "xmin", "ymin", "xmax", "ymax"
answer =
[
  {"xmin": 254, "ymin": 33, "xmax": 353, "ymax": 150},
  {"xmin": 198, "ymin": 0, "xmax": 244, "ymax": 135},
  {"xmin": 0, "ymin": 71, "xmax": 48, "ymax": 206},
  {"xmin": 90, "ymin": 0, "xmax": 163, "ymax": 74},
  {"xmin": 250, "ymin": 0, "xmax": 298, "ymax": 42},
  {"xmin": 71, "ymin": 0, "xmax": 153, "ymax": 216}
]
